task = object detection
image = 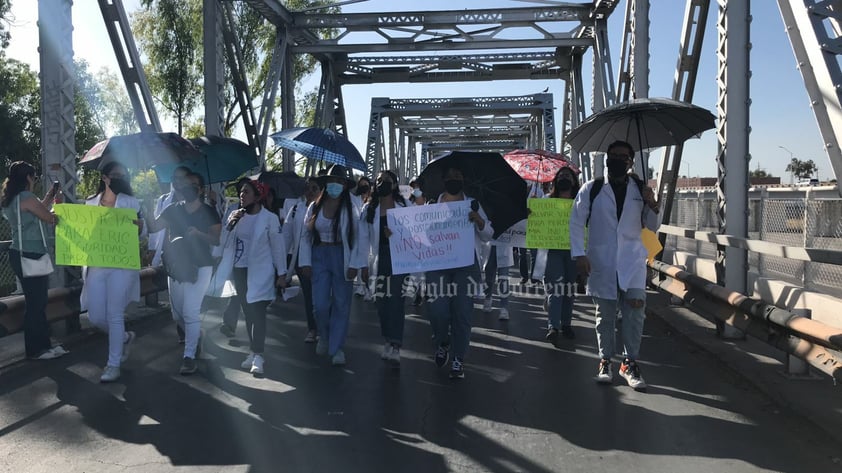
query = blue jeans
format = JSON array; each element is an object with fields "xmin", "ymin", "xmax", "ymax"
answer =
[
  {"xmin": 8, "ymin": 249, "xmax": 52, "ymax": 358},
  {"xmin": 483, "ymin": 246, "xmax": 510, "ymax": 309},
  {"xmin": 544, "ymin": 249, "xmax": 576, "ymax": 329},
  {"xmin": 374, "ymin": 274, "xmax": 407, "ymax": 346},
  {"xmin": 311, "ymin": 245, "xmax": 353, "ymax": 356},
  {"xmin": 593, "ymin": 287, "xmax": 647, "ymax": 361},
  {"xmin": 426, "ymin": 264, "xmax": 480, "ymax": 360}
]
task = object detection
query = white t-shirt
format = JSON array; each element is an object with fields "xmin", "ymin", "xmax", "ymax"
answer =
[
  {"xmin": 234, "ymin": 213, "xmax": 258, "ymax": 267},
  {"xmin": 315, "ymin": 211, "xmax": 337, "ymax": 243}
]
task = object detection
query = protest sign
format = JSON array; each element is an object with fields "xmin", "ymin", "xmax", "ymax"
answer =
[
  {"xmin": 387, "ymin": 201, "xmax": 475, "ymax": 273},
  {"xmin": 492, "ymin": 219, "xmax": 527, "ymax": 248},
  {"xmin": 54, "ymin": 204, "xmax": 141, "ymax": 269},
  {"xmin": 526, "ymin": 198, "xmax": 573, "ymax": 249}
]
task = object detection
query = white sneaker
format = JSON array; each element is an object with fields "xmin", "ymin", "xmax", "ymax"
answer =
[
  {"xmin": 381, "ymin": 343, "xmax": 392, "ymax": 360},
  {"xmin": 121, "ymin": 331, "xmax": 136, "ymax": 363},
  {"xmin": 363, "ymin": 286, "xmax": 374, "ymax": 302},
  {"xmin": 316, "ymin": 338, "xmax": 328, "ymax": 356},
  {"xmin": 331, "ymin": 350, "xmax": 346, "ymax": 366},
  {"xmin": 595, "ymin": 360, "xmax": 613, "ymax": 384},
  {"xmin": 250, "ymin": 354, "xmax": 265, "ymax": 375},
  {"xmin": 387, "ymin": 346, "xmax": 401, "ymax": 364},
  {"xmin": 354, "ymin": 284, "xmax": 366, "ymax": 296},
  {"xmin": 482, "ymin": 298, "xmax": 493, "ymax": 313},
  {"xmin": 241, "ymin": 353, "xmax": 255, "ymax": 370},
  {"xmin": 100, "ymin": 365, "xmax": 121, "ymax": 383},
  {"xmin": 498, "ymin": 308, "xmax": 510, "ymax": 321},
  {"xmin": 50, "ymin": 345, "xmax": 70, "ymax": 357}
]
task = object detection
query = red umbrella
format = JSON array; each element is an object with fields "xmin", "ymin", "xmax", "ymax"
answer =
[
  {"xmin": 503, "ymin": 149, "xmax": 580, "ymax": 183},
  {"xmin": 80, "ymin": 132, "xmax": 201, "ymax": 170}
]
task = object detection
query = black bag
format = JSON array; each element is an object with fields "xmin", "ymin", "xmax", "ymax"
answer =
[{"xmin": 162, "ymin": 236, "xmax": 198, "ymax": 283}]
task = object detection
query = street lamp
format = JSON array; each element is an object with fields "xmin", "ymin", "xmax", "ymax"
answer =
[{"xmin": 779, "ymin": 145, "xmax": 795, "ymax": 183}]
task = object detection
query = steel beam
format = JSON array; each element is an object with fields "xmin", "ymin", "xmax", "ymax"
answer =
[
  {"xmin": 220, "ymin": 2, "xmax": 260, "ymax": 154},
  {"xmin": 203, "ymin": 0, "xmax": 225, "ymax": 138}
]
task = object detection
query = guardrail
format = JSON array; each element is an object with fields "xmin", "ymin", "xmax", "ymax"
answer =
[
  {"xmin": 0, "ymin": 266, "xmax": 167, "ymax": 338},
  {"xmin": 649, "ymin": 259, "xmax": 842, "ymax": 383}
]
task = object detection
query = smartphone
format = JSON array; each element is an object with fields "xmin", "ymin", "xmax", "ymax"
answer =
[{"xmin": 52, "ymin": 181, "xmax": 60, "ymax": 192}]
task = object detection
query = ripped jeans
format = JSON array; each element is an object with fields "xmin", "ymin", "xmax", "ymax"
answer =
[{"xmin": 593, "ymin": 287, "xmax": 646, "ymax": 361}]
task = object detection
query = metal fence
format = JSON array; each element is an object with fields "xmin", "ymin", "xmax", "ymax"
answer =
[
  {"xmin": 0, "ymin": 219, "xmax": 17, "ymax": 297},
  {"xmin": 665, "ymin": 186, "xmax": 842, "ymax": 299}
]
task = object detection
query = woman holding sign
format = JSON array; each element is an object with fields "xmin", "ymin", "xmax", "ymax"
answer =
[
  {"xmin": 1, "ymin": 161, "xmax": 67, "ymax": 360},
  {"xmin": 298, "ymin": 164, "xmax": 365, "ymax": 366},
  {"xmin": 359, "ymin": 170, "xmax": 409, "ymax": 365},
  {"xmin": 533, "ymin": 165, "xmax": 581, "ymax": 343},
  {"xmin": 81, "ymin": 161, "xmax": 145, "ymax": 383},
  {"xmin": 427, "ymin": 167, "xmax": 493, "ymax": 379}
]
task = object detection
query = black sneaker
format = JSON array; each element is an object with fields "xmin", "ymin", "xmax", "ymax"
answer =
[
  {"xmin": 219, "ymin": 324, "xmax": 235, "ymax": 338},
  {"xmin": 434, "ymin": 345, "xmax": 449, "ymax": 368},
  {"xmin": 545, "ymin": 328, "xmax": 559, "ymax": 344},
  {"xmin": 449, "ymin": 358, "xmax": 465, "ymax": 379},
  {"xmin": 180, "ymin": 357, "xmax": 197, "ymax": 375},
  {"xmin": 560, "ymin": 326, "xmax": 576, "ymax": 339}
]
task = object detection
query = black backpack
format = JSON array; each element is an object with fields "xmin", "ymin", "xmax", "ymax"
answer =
[{"xmin": 586, "ymin": 174, "xmax": 646, "ymax": 227}]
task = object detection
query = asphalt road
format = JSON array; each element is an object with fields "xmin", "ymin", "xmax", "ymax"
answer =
[{"xmin": 0, "ymin": 284, "xmax": 840, "ymax": 473}]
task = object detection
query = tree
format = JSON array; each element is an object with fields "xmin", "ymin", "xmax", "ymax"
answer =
[
  {"xmin": 750, "ymin": 168, "xmax": 771, "ymax": 178},
  {"xmin": 785, "ymin": 157, "xmax": 817, "ymax": 179},
  {"xmin": 0, "ymin": 56, "xmax": 40, "ymax": 179},
  {"xmin": 0, "ymin": 0, "xmax": 11, "ymax": 50},
  {"xmin": 97, "ymin": 69, "xmax": 140, "ymax": 136}
]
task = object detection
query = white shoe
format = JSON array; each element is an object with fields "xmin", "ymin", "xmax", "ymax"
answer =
[
  {"xmin": 482, "ymin": 298, "xmax": 493, "ymax": 313},
  {"xmin": 498, "ymin": 308, "xmax": 510, "ymax": 321},
  {"xmin": 50, "ymin": 345, "xmax": 69, "ymax": 357},
  {"xmin": 363, "ymin": 287, "xmax": 374, "ymax": 302},
  {"xmin": 250, "ymin": 354, "xmax": 265, "ymax": 375},
  {"xmin": 100, "ymin": 365, "xmax": 121, "ymax": 383},
  {"xmin": 387, "ymin": 346, "xmax": 401, "ymax": 364},
  {"xmin": 331, "ymin": 350, "xmax": 346, "ymax": 366},
  {"xmin": 121, "ymin": 331, "xmax": 136, "ymax": 363},
  {"xmin": 241, "ymin": 353, "xmax": 255, "ymax": 370},
  {"xmin": 354, "ymin": 285, "xmax": 366, "ymax": 296},
  {"xmin": 381, "ymin": 342, "xmax": 392, "ymax": 360}
]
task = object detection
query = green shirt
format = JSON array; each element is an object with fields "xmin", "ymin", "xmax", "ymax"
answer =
[{"xmin": 1, "ymin": 191, "xmax": 47, "ymax": 254}]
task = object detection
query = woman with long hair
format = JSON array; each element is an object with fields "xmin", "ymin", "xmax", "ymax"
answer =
[
  {"xmin": 298, "ymin": 164, "xmax": 365, "ymax": 366},
  {"xmin": 359, "ymin": 170, "xmax": 409, "ymax": 364},
  {"xmin": 218, "ymin": 179, "xmax": 287, "ymax": 375},
  {"xmin": 282, "ymin": 177, "xmax": 321, "ymax": 343},
  {"xmin": 534, "ymin": 165, "xmax": 581, "ymax": 343},
  {"xmin": 80, "ymin": 161, "xmax": 145, "ymax": 382},
  {"xmin": 0, "ymin": 161, "xmax": 66, "ymax": 360},
  {"xmin": 146, "ymin": 171, "xmax": 221, "ymax": 375}
]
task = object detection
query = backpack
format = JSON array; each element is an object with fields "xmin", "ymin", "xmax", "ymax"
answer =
[{"xmin": 586, "ymin": 174, "xmax": 646, "ymax": 227}]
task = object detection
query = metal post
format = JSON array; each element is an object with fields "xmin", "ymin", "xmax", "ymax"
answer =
[
  {"xmin": 758, "ymin": 187, "xmax": 768, "ymax": 276},
  {"xmin": 802, "ymin": 187, "xmax": 815, "ymax": 287},
  {"xmin": 631, "ymin": 0, "xmax": 651, "ymax": 178},
  {"xmin": 203, "ymin": 0, "xmax": 225, "ymax": 137},
  {"xmin": 715, "ymin": 0, "xmax": 751, "ymax": 339}
]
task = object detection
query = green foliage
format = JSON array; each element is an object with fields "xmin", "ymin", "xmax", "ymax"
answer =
[
  {"xmin": 74, "ymin": 60, "xmax": 107, "ymax": 156},
  {"xmin": 97, "ymin": 69, "xmax": 139, "ymax": 136},
  {"xmin": 785, "ymin": 157, "xmax": 817, "ymax": 179},
  {"xmin": 0, "ymin": 0, "xmax": 10, "ymax": 49},
  {"xmin": 750, "ymin": 168, "xmax": 772, "ymax": 178},
  {"xmin": 0, "ymin": 56, "xmax": 40, "ymax": 179}
]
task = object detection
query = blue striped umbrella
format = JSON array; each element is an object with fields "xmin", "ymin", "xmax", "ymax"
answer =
[{"xmin": 270, "ymin": 127, "xmax": 366, "ymax": 172}]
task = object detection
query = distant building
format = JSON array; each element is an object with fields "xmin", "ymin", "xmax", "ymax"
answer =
[{"xmin": 648, "ymin": 177, "xmax": 781, "ymax": 188}]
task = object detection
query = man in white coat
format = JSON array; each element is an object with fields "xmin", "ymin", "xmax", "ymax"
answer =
[{"xmin": 569, "ymin": 140, "xmax": 660, "ymax": 391}]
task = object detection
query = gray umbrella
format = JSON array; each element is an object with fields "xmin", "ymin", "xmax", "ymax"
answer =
[{"xmin": 565, "ymin": 98, "xmax": 716, "ymax": 178}]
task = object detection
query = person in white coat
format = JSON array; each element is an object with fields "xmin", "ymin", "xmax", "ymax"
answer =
[
  {"xmin": 282, "ymin": 177, "xmax": 321, "ymax": 343},
  {"xmin": 569, "ymin": 140, "xmax": 660, "ymax": 391},
  {"xmin": 426, "ymin": 166, "xmax": 493, "ymax": 379},
  {"xmin": 80, "ymin": 162, "xmax": 145, "ymax": 383},
  {"xmin": 298, "ymin": 164, "xmax": 366, "ymax": 366},
  {"xmin": 481, "ymin": 240, "xmax": 513, "ymax": 321},
  {"xmin": 359, "ymin": 170, "xmax": 409, "ymax": 364},
  {"xmin": 218, "ymin": 179, "xmax": 287, "ymax": 375}
]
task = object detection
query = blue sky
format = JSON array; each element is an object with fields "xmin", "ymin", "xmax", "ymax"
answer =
[{"xmin": 3, "ymin": 1, "xmax": 830, "ymax": 181}]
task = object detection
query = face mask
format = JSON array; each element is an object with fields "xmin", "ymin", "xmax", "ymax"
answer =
[
  {"xmin": 444, "ymin": 179, "xmax": 463, "ymax": 195},
  {"xmin": 606, "ymin": 159, "xmax": 629, "ymax": 179},
  {"xmin": 356, "ymin": 185, "xmax": 370, "ymax": 196},
  {"xmin": 412, "ymin": 188, "xmax": 423, "ymax": 198},
  {"xmin": 555, "ymin": 179, "xmax": 573, "ymax": 192},
  {"xmin": 180, "ymin": 186, "xmax": 200, "ymax": 202},
  {"xmin": 326, "ymin": 182, "xmax": 344, "ymax": 198},
  {"xmin": 376, "ymin": 182, "xmax": 393, "ymax": 197},
  {"xmin": 108, "ymin": 178, "xmax": 132, "ymax": 196}
]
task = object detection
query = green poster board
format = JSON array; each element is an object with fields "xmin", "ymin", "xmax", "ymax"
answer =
[
  {"xmin": 54, "ymin": 204, "xmax": 141, "ymax": 269},
  {"xmin": 526, "ymin": 198, "xmax": 573, "ymax": 250}
]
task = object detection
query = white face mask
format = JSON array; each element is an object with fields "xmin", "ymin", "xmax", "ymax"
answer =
[
  {"xmin": 325, "ymin": 182, "xmax": 344, "ymax": 198},
  {"xmin": 412, "ymin": 189, "xmax": 423, "ymax": 198}
]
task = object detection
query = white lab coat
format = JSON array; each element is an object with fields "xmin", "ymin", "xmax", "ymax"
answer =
[
  {"xmin": 282, "ymin": 199, "xmax": 310, "ymax": 280},
  {"xmin": 80, "ymin": 192, "xmax": 145, "ymax": 311},
  {"xmin": 148, "ymin": 190, "xmax": 175, "ymax": 267},
  {"xmin": 569, "ymin": 178, "xmax": 660, "ymax": 299},
  {"xmin": 358, "ymin": 199, "xmax": 408, "ymax": 281},
  {"xmin": 209, "ymin": 207, "xmax": 287, "ymax": 303},
  {"xmin": 298, "ymin": 201, "xmax": 367, "ymax": 280}
]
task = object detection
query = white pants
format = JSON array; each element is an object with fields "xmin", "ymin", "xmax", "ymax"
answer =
[
  {"xmin": 86, "ymin": 268, "xmax": 136, "ymax": 368},
  {"xmin": 169, "ymin": 266, "xmax": 213, "ymax": 358}
]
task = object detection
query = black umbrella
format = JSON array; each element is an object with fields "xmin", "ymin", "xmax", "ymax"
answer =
[
  {"xmin": 257, "ymin": 171, "xmax": 307, "ymax": 200},
  {"xmin": 565, "ymin": 98, "xmax": 716, "ymax": 179},
  {"xmin": 419, "ymin": 151, "xmax": 528, "ymax": 239},
  {"xmin": 79, "ymin": 132, "xmax": 201, "ymax": 170},
  {"xmin": 153, "ymin": 136, "xmax": 259, "ymax": 184}
]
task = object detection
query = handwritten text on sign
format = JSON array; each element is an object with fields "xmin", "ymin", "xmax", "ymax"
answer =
[
  {"xmin": 387, "ymin": 201, "xmax": 475, "ymax": 273},
  {"xmin": 491, "ymin": 219, "xmax": 527, "ymax": 248},
  {"xmin": 526, "ymin": 198, "xmax": 573, "ymax": 249},
  {"xmin": 54, "ymin": 204, "xmax": 141, "ymax": 269}
]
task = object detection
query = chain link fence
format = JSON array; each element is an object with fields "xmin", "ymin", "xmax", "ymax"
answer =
[
  {"xmin": 666, "ymin": 190, "xmax": 842, "ymax": 299},
  {"xmin": 0, "ymin": 218, "xmax": 18, "ymax": 297}
]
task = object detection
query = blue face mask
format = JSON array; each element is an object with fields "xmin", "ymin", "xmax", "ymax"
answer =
[{"xmin": 326, "ymin": 182, "xmax": 344, "ymax": 198}]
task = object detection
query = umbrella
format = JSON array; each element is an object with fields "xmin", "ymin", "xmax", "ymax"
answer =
[
  {"xmin": 257, "ymin": 171, "xmax": 307, "ymax": 200},
  {"xmin": 503, "ymin": 149, "xmax": 580, "ymax": 183},
  {"xmin": 419, "ymin": 151, "xmax": 528, "ymax": 239},
  {"xmin": 270, "ymin": 127, "xmax": 367, "ymax": 172},
  {"xmin": 79, "ymin": 132, "xmax": 200, "ymax": 170},
  {"xmin": 152, "ymin": 135, "xmax": 258, "ymax": 184},
  {"xmin": 565, "ymin": 97, "xmax": 716, "ymax": 178}
]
